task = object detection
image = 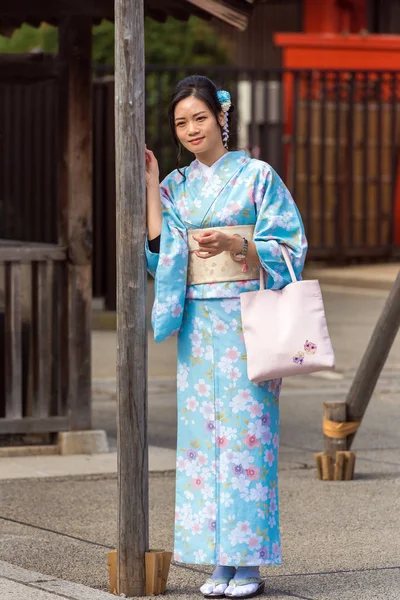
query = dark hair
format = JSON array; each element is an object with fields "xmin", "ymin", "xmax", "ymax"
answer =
[{"xmin": 168, "ymin": 75, "xmax": 235, "ymax": 175}]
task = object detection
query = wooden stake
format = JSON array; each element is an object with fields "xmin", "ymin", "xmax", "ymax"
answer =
[
  {"xmin": 343, "ymin": 451, "xmax": 356, "ymax": 481},
  {"xmin": 115, "ymin": 0, "xmax": 148, "ymax": 596},
  {"xmin": 314, "ymin": 452, "xmax": 323, "ymax": 480},
  {"xmin": 346, "ymin": 272, "xmax": 400, "ymax": 449},
  {"xmin": 333, "ymin": 450, "xmax": 345, "ymax": 480},
  {"xmin": 321, "ymin": 454, "xmax": 333, "ymax": 480}
]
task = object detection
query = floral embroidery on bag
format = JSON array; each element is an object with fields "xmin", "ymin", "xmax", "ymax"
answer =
[
  {"xmin": 304, "ymin": 340, "xmax": 317, "ymax": 354},
  {"xmin": 292, "ymin": 351, "xmax": 305, "ymax": 365},
  {"xmin": 293, "ymin": 341, "xmax": 318, "ymax": 365}
]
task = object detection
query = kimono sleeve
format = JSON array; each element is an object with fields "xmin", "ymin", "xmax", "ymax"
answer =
[
  {"xmin": 148, "ymin": 177, "xmax": 189, "ymax": 343},
  {"xmin": 145, "ymin": 184, "xmax": 173, "ymax": 278},
  {"xmin": 145, "ymin": 237, "xmax": 159, "ymax": 279},
  {"xmin": 253, "ymin": 166, "xmax": 308, "ymax": 290}
]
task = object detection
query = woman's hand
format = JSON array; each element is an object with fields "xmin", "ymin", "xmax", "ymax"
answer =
[
  {"xmin": 192, "ymin": 231, "xmax": 242, "ymax": 259},
  {"xmin": 145, "ymin": 147, "xmax": 160, "ymax": 188}
]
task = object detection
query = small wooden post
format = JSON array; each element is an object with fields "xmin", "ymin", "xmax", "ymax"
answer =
[
  {"xmin": 316, "ymin": 271, "xmax": 400, "ymax": 480},
  {"xmin": 58, "ymin": 16, "xmax": 93, "ymax": 430},
  {"xmin": 323, "ymin": 401, "xmax": 347, "ymax": 457},
  {"xmin": 115, "ymin": 0, "xmax": 149, "ymax": 597},
  {"xmin": 346, "ymin": 271, "xmax": 400, "ymax": 449}
]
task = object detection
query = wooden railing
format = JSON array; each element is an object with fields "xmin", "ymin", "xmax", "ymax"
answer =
[{"xmin": 0, "ymin": 242, "xmax": 70, "ymax": 435}]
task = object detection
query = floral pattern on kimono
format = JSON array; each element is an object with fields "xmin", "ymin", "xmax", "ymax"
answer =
[{"xmin": 145, "ymin": 150, "xmax": 307, "ymax": 566}]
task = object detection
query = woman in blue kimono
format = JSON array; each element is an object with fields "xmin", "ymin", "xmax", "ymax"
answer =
[{"xmin": 145, "ymin": 76, "xmax": 307, "ymax": 598}]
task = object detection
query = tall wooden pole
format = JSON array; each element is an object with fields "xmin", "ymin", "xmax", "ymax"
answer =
[
  {"xmin": 115, "ymin": 0, "xmax": 149, "ymax": 596},
  {"xmin": 58, "ymin": 17, "xmax": 93, "ymax": 430}
]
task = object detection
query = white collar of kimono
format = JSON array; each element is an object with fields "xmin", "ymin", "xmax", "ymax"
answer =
[{"xmin": 196, "ymin": 153, "xmax": 227, "ymax": 176}]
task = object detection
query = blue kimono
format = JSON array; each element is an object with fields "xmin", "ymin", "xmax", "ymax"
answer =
[{"xmin": 146, "ymin": 150, "xmax": 307, "ymax": 567}]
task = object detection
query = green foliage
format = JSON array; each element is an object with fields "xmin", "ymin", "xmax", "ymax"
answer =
[
  {"xmin": 0, "ymin": 23, "xmax": 57, "ymax": 54},
  {"xmin": 144, "ymin": 16, "xmax": 231, "ymax": 66},
  {"xmin": 0, "ymin": 17, "xmax": 231, "ymax": 66}
]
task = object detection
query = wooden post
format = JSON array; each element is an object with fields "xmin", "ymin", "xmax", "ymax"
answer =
[
  {"xmin": 115, "ymin": 0, "xmax": 149, "ymax": 597},
  {"xmin": 346, "ymin": 271, "xmax": 400, "ymax": 449},
  {"xmin": 323, "ymin": 401, "xmax": 348, "ymax": 457},
  {"xmin": 58, "ymin": 17, "xmax": 93, "ymax": 431}
]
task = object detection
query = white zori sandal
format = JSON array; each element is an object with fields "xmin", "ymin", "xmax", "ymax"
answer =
[
  {"xmin": 200, "ymin": 577, "xmax": 231, "ymax": 598},
  {"xmin": 224, "ymin": 577, "xmax": 265, "ymax": 598}
]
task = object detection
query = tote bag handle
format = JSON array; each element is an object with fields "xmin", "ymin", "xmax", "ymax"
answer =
[{"xmin": 259, "ymin": 244, "xmax": 297, "ymax": 290}]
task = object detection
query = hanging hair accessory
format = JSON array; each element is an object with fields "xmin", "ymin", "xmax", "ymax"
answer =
[{"xmin": 216, "ymin": 90, "xmax": 231, "ymax": 149}]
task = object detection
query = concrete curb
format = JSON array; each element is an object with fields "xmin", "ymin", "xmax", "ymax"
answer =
[
  {"xmin": 0, "ymin": 447, "xmax": 176, "ymax": 480},
  {"xmin": 0, "ymin": 560, "xmax": 116, "ymax": 599}
]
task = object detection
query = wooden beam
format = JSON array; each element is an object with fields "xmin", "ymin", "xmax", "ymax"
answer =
[
  {"xmin": 115, "ymin": 0, "xmax": 149, "ymax": 596},
  {"xmin": 1, "ymin": 0, "xmax": 113, "ymax": 19},
  {"xmin": 184, "ymin": 0, "xmax": 250, "ymax": 30},
  {"xmin": 0, "ymin": 416, "xmax": 69, "ymax": 434},
  {"xmin": 146, "ymin": 9, "xmax": 168, "ymax": 22},
  {"xmin": 58, "ymin": 16, "xmax": 93, "ymax": 432},
  {"xmin": 0, "ymin": 245, "xmax": 66, "ymax": 262},
  {"xmin": 0, "ymin": 56, "xmax": 62, "ymax": 83}
]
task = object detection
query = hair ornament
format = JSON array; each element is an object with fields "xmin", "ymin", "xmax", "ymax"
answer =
[
  {"xmin": 216, "ymin": 90, "xmax": 232, "ymax": 112},
  {"xmin": 217, "ymin": 90, "xmax": 231, "ymax": 148}
]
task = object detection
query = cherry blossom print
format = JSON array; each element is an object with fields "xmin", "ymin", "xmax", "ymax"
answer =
[
  {"xmin": 191, "ymin": 477, "xmax": 204, "ymax": 490},
  {"xmin": 248, "ymin": 402, "xmax": 263, "ymax": 418},
  {"xmin": 214, "ymin": 319, "xmax": 228, "ymax": 334},
  {"xmin": 189, "ymin": 330, "xmax": 202, "ymax": 345},
  {"xmin": 221, "ymin": 299, "xmax": 241, "ymax": 314},
  {"xmin": 186, "ymin": 448, "xmax": 197, "ymax": 461},
  {"xmin": 233, "ymin": 450, "xmax": 255, "ymax": 470},
  {"xmin": 192, "ymin": 345, "xmax": 204, "ymax": 358},
  {"xmin": 194, "ymin": 379, "xmax": 211, "ymax": 397},
  {"xmin": 244, "ymin": 433, "xmax": 261, "ymax": 449},
  {"xmin": 228, "ymin": 367, "xmax": 241, "ymax": 381},
  {"xmin": 197, "ymin": 451, "xmax": 208, "ymax": 466},
  {"xmin": 261, "ymin": 426, "xmax": 273, "ymax": 445},
  {"xmin": 199, "ymin": 402, "xmax": 214, "ymax": 419},
  {"xmin": 250, "ymin": 483, "xmax": 269, "ymax": 502},
  {"xmin": 265, "ymin": 449, "xmax": 275, "ymax": 467},
  {"xmin": 245, "ymin": 467, "xmax": 260, "ymax": 481},
  {"xmin": 218, "ymin": 355, "xmax": 234, "ymax": 374},
  {"xmin": 261, "ymin": 412, "xmax": 271, "ymax": 427},
  {"xmin": 226, "ymin": 346, "xmax": 240, "ymax": 362},
  {"xmin": 159, "ymin": 254, "xmax": 173, "ymax": 267},
  {"xmin": 248, "ymin": 534, "xmax": 263, "ymax": 550},
  {"xmin": 186, "ymin": 396, "xmax": 198, "ymax": 411},
  {"xmin": 216, "ymin": 436, "xmax": 229, "ymax": 449},
  {"xmin": 147, "ymin": 152, "xmax": 309, "ymax": 566}
]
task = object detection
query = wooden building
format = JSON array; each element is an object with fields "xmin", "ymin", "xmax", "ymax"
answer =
[{"xmin": 0, "ymin": 0, "xmax": 258, "ymax": 443}]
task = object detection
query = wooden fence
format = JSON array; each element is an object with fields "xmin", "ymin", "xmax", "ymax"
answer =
[{"xmin": 0, "ymin": 242, "xmax": 69, "ymax": 435}]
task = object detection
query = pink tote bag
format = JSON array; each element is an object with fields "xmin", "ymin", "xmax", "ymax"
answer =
[{"xmin": 240, "ymin": 245, "xmax": 335, "ymax": 383}]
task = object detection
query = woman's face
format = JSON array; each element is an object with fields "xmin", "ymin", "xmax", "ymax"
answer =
[{"xmin": 174, "ymin": 96, "xmax": 225, "ymax": 156}]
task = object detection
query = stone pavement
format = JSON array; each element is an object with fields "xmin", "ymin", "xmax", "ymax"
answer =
[{"xmin": 0, "ymin": 265, "xmax": 399, "ymax": 599}]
